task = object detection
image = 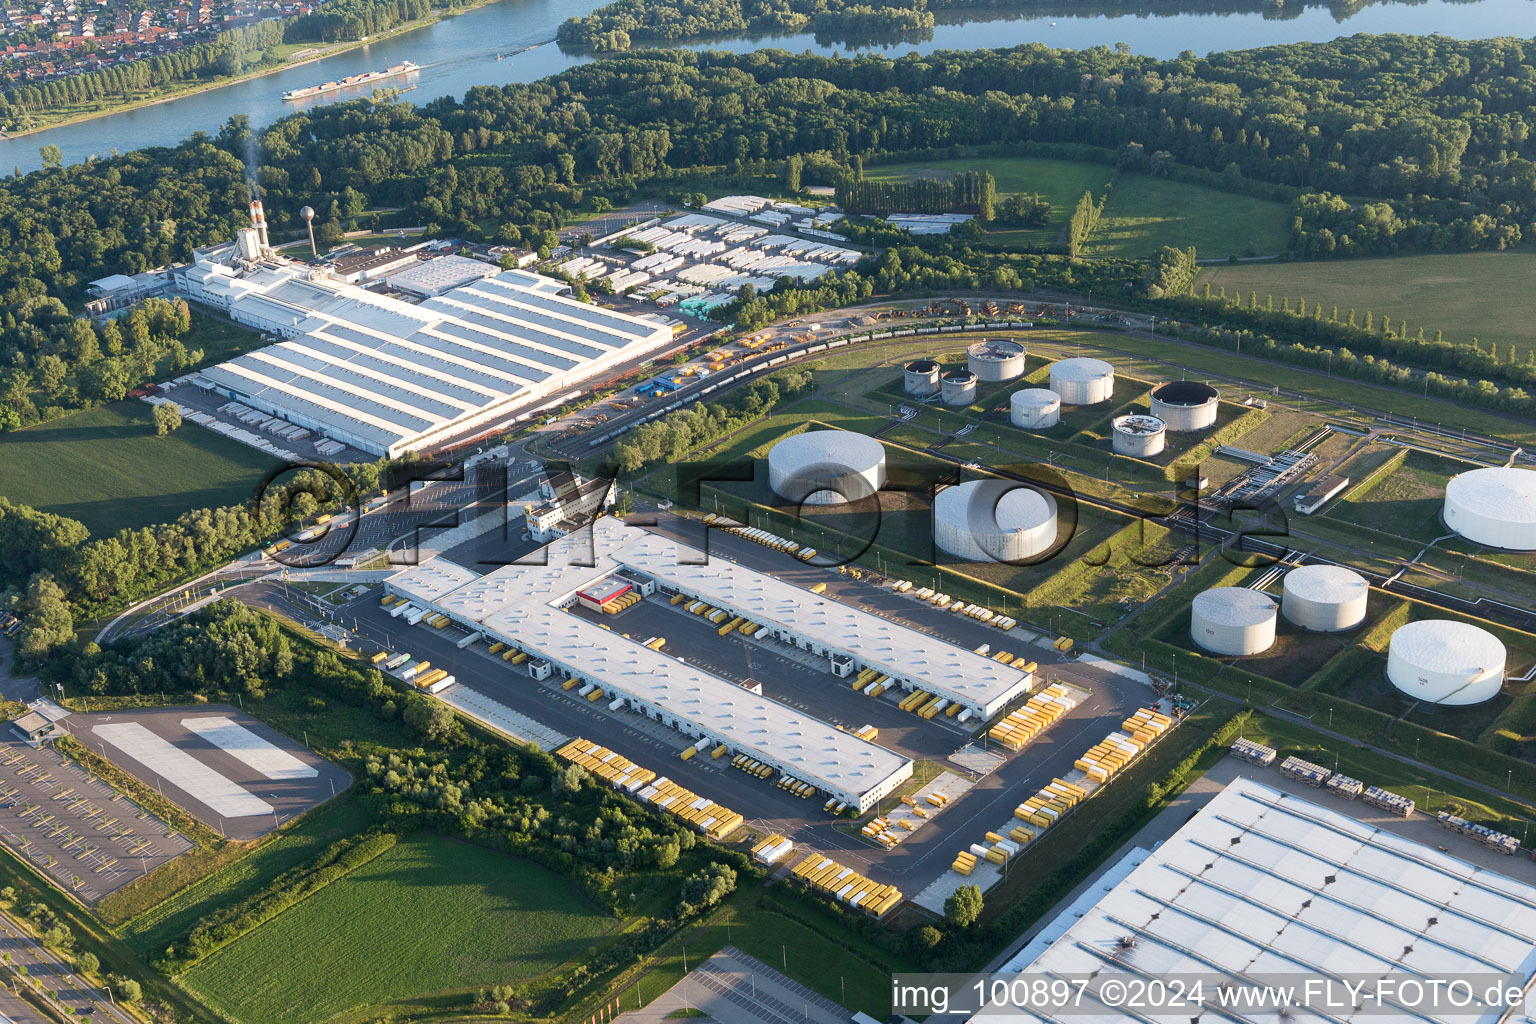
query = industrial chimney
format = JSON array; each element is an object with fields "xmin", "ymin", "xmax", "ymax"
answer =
[{"xmin": 248, "ymin": 198, "xmax": 271, "ymax": 253}]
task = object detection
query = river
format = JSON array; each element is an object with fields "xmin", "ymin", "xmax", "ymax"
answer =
[{"xmin": 4, "ymin": 0, "xmax": 1530, "ymax": 173}]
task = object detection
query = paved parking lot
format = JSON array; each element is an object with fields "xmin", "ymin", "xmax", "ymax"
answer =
[
  {"xmin": 60, "ymin": 706, "xmax": 351, "ymax": 841},
  {"xmin": 617, "ymin": 946, "xmax": 852, "ymax": 1024},
  {"xmin": 0, "ymin": 740, "xmax": 193, "ymax": 902}
]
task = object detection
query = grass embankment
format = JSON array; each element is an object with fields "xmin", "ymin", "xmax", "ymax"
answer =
[
  {"xmin": 865, "ymin": 156, "xmax": 1291, "ymax": 257},
  {"xmin": 0, "ymin": 400, "xmax": 280, "ymax": 536},
  {"xmin": 1196, "ymin": 249, "xmax": 1536, "ymax": 356}
]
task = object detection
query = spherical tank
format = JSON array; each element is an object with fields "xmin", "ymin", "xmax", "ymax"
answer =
[
  {"xmin": 1281, "ymin": 564, "xmax": 1369, "ymax": 632},
  {"xmin": 1443, "ymin": 467, "xmax": 1536, "ymax": 551},
  {"xmin": 904, "ymin": 358, "xmax": 940, "ymax": 397},
  {"xmin": 940, "ymin": 369, "xmax": 978, "ymax": 406},
  {"xmin": 1387, "ymin": 619, "xmax": 1505, "ymax": 706},
  {"xmin": 933, "ymin": 480, "xmax": 1058, "ymax": 562},
  {"xmin": 967, "ymin": 340, "xmax": 1027, "ymax": 382},
  {"xmin": 1010, "ymin": 389, "xmax": 1061, "ymax": 430},
  {"xmin": 1149, "ymin": 380, "xmax": 1219, "ymax": 432},
  {"xmin": 1049, "ymin": 357, "xmax": 1115, "ymax": 405},
  {"xmin": 767, "ymin": 430, "xmax": 886, "ymax": 506},
  {"xmin": 1111, "ymin": 414, "xmax": 1166, "ymax": 457},
  {"xmin": 1191, "ymin": 587, "xmax": 1277, "ymax": 655}
]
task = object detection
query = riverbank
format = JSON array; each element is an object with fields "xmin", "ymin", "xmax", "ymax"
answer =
[{"xmin": 0, "ymin": 0, "xmax": 504, "ymax": 142}]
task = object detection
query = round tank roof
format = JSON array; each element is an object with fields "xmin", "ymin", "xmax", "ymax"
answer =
[
  {"xmin": 1446, "ymin": 467, "xmax": 1536, "ymax": 526},
  {"xmin": 1113, "ymin": 414, "xmax": 1165, "ymax": 435},
  {"xmin": 769, "ymin": 430, "xmax": 884, "ymax": 472},
  {"xmin": 1151, "ymin": 380, "xmax": 1218, "ymax": 406},
  {"xmin": 1283, "ymin": 564, "xmax": 1369, "ymax": 604},
  {"xmin": 1389, "ymin": 619, "xmax": 1504, "ymax": 677},
  {"xmin": 942, "ymin": 369, "xmax": 977, "ymax": 383},
  {"xmin": 967, "ymin": 339, "xmax": 1025, "ymax": 361},
  {"xmin": 1191, "ymin": 587, "xmax": 1276, "ymax": 627},
  {"xmin": 1012, "ymin": 388, "xmax": 1060, "ymax": 408},
  {"xmin": 1050, "ymin": 357, "xmax": 1114, "ymax": 382},
  {"xmin": 905, "ymin": 358, "xmax": 939, "ymax": 373}
]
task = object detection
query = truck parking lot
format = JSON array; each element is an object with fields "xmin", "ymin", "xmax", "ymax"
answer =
[{"xmin": 330, "ymin": 514, "xmax": 1157, "ymax": 894}]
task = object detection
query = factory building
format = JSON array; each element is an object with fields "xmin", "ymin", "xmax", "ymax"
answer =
[
  {"xmin": 388, "ymin": 518, "xmax": 913, "ymax": 812},
  {"xmin": 1443, "ymin": 466, "xmax": 1536, "ymax": 550},
  {"xmin": 523, "ymin": 471, "xmax": 617, "ymax": 543},
  {"xmin": 972, "ymin": 776, "xmax": 1536, "ymax": 1024},
  {"xmin": 180, "ymin": 215, "xmax": 673, "ymax": 458},
  {"xmin": 767, "ymin": 430, "xmax": 886, "ymax": 505},
  {"xmin": 614, "ymin": 531, "xmax": 1033, "ymax": 720}
]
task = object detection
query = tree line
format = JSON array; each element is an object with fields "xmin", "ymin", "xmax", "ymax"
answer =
[{"xmin": 835, "ymin": 170, "xmax": 996, "ymax": 218}]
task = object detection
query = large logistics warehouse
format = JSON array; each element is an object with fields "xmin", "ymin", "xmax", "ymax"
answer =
[
  {"xmin": 615, "ymin": 531, "xmax": 1034, "ymax": 719},
  {"xmin": 387, "ymin": 518, "xmax": 913, "ymax": 811},
  {"xmin": 972, "ymin": 776, "xmax": 1536, "ymax": 1024},
  {"xmin": 183, "ymin": 248, "xmax": 673, "ymax": 457}
]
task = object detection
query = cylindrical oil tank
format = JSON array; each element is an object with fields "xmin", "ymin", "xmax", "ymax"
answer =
[
  {"xmin": 1443, "ymin": 466, "xmax": 1536, "ymax": 550},
  {"xmin": 967, "ymin": 339, "xmax": 1027, "ymax": 382},
  {"xmin": 941, "ymin": 369, "xmax": 978, "ymax": 406},
  {"xmin": 1111, "ymin": 414, "xmax": 1166, "ymax": 457},
  {"xmin": 904, "ymin": 358, "xmax": 940, "ymax": 397},
  {"xmin": 768, "ymin": 430, "xmax": 886, "ymax": 506},
  {"xmin": 1049, "ymin": 357, "xmax": 1114, "ymax": 405},
  {"xmin": 1149, "ymin": 380, "xmax": 1219, "ymax": 432},
  {"xmin": 1010, "ymin": 389, "xmax": 1061, "ymax": 430},
  {"xmin": 1191, "ymin": 588, "xmax": 1277, "ymax": 655},
  {"xmin": 1281, "ymin": 564, "xmax": 1369, "ymax": 632},
  {"xmin": 933, "ymin": 480, "xmax": 1058, "ymax": 562},
  {"xmin": 1387, "ymin": 619, "xmax": 1505, "ymax": 705}
]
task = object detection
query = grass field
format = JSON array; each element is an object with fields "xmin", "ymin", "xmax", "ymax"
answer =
[
  {"xmin": 863, "ymin": 156, "xmax": 1291, "ymax": 257},
  {"xmin": 183, "ymin": 834, "xmax": 620, "ymax": 1023},
  {"xmin": 0, "ymin": 401, "xmax": 280, "ymax": 536},
  {"xmin": 1195, "ymin": 250, "xmax": 1536, "ymax": 354}
]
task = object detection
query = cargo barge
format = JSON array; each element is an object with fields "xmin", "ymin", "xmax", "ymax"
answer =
[{"xmin": 282, "ymin": 61, "xmax": 419, "ymax": 101}]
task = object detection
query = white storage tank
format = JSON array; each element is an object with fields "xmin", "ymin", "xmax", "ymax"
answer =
[
  {"xmin": 967, "ymin": 340, "xmax": 1027, "ymax": 382},
  {"xmin": 1010, "ymin": 389, "xmax": 1061, "ymax": 430},
  {"xmin": 1049, "ymin": 357, "xmax": 1115, "ymax": 405},
  {"xmin": 904, "ymin": 358, "xmax": 940, "ymax": 397},
  {"xmin": 768, "ymin": 430, "xmax": 886, "ymax": 506},
  {"xmin": 1386, "ymin": 619, "xmax": 1505, "ymax": 705},
  {"xmin": 1149, "ymin": 380, "xmax": 1219, "ymax": 432},
  {"xmin": 1282, "ymin": 564, "xmax": 1369, "ymax": 632},
  {"xmin": 1191, "ymin": 588, "xmax": 1277, "ymax": 655},
  {"xmin": 1111, "ymin": 414, "xmax": 1166, "ymax": 457},
  {"xmin": 933, "ymin": 479, "xmax": 1058, "ymax": 562},
  {"xmin": 1443, "ymin": 466, "xmax": 1536, "ymax": 551},
  {"xmin": 940, "ymin": 369, "xmax": 978, "ymax": 406}
]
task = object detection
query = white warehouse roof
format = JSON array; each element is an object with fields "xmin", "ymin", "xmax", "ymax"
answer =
[
  {"xmin": 615, "ymin": 531, "xmax": 1032, "ymax": 717},
  {"xmin": 979, "ymin": 776, "xmax": 1536, "ymax": 1024},
  {"xmin": 387, "ymin": 519, "xmax": 912, "ymax": 807},
  {"xmin": 191, "ymin": 256, "xmax": 672, "ymax": 457}
]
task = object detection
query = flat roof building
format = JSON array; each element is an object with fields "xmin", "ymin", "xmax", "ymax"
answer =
[
  {"xmin": 387, "ymin": 519, "xmax": 913, "ymax": 811},
  {"xmin": 614, "ymin": 532, "xmax": 1033, "ymax": 718},
  {"xmin": 975, "ymin": 776, "xmax": 1536, "ymax": 1024},
  {"xmin": 182, "ymin": 251, "xmax": 673, "ymax": 457}
]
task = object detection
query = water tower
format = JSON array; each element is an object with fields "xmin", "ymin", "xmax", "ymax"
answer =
[{"xmin": 300, "ymin": 206, "xmax": 317, "ymax": 256}]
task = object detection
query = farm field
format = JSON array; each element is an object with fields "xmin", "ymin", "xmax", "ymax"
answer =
[
  {"xmin": 182, "ymin": 834, "xmax": 620, "ymax": 1024},
  {"xmin": 1195, "ymin": 250, "xmax": 1536, "ymax": 355},
  {"xmin": 863, "ymin": 156, "xmax": 1290, "ymax": 257},
  {"xmin": 0, "ymin": 401, "xmax": 281, "ymax": 536}
]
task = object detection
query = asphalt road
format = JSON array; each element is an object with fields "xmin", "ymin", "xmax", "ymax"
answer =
[{"xmin": 0, "ymin": 908, "xmax": 131, "ymax": 1023}]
